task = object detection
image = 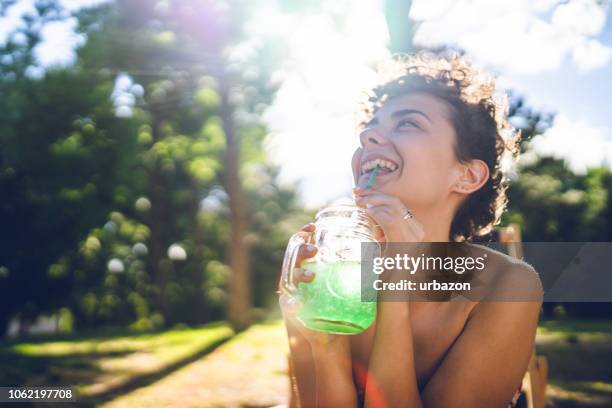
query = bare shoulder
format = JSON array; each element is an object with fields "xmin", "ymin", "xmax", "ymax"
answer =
[
  {"xmin": 464, "ymin": 243, "xmax": 543, "ymax": 303},
  {"xmin": 459, "ymin": 244, "xmax": 542, "ymax": 349}
]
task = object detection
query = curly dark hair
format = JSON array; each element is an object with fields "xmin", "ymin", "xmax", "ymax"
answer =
[{"xmin": 357, "ymin": 51, "xmax": 520, "ymax": 242}]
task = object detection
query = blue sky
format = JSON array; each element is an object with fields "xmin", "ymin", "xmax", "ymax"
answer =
[{"xmin": 2, "ymin": 0, "xmax": 611, "ymax": 208}]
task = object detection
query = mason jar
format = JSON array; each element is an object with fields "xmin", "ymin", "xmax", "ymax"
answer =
[{"xmin": 281, "ymin": 204, "xmax": 380, "ymax": 334}]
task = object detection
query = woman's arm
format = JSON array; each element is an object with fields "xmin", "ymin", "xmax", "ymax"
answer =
[
  {"xmin": 280, "ymin": 223, "xmax": 358, "ymax": 407},
  {"xmin": 364, "ymin": 301, "xmax": 422, "ymax": 408},
  {"xmin": 285, "ymin": 317, "xmax": 358, "ymax": 408},
  {"xmin": 311, "ymin": 338, "xmax": 359, "ymax": 407},
  {"xmin": 286, "ymin": 317, "xmax": 316, "ymax": 408},
  {"xmin": 421, "ymin": 299, "xmax": 541, "ymax": 407},
  {"xmin": 352, "ymin": 186, "xmax": 427, "ymax": 407},
  {"xmin": 364, "ymin": 263, "xmax": 542, "ymax": 408},
  {"xmin": 421, "ymin": 264, "xmax": 543, "ymax": 407}
]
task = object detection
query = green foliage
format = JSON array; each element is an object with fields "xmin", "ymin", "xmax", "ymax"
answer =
[
  {"xmin": 504, "ymin": 156, "xmax": 612, "ymax": 319},
  {"xmin": 0, "ymin": 3, "xmax": 133, "ymax": 332},
  {"xmin": 505, "ymin": 156, "xmax": 612, "ymax": 242}
]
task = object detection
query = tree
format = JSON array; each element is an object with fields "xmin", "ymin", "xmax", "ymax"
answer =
[
  {"xmin": 71, "ymin": 0, "xmax": 259, "ymax": 329},
  {"xmin": 1, "ymin": 0, "xmax": 305, "ymax": 335}
]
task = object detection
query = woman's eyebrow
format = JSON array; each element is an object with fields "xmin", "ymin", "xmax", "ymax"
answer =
[{"xmin": 392, "ymin": 109, "xmax": 432, "ymax": 123}]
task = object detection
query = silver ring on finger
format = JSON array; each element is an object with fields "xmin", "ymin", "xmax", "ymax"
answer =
[{"xmin": 402, "ymin": 206, "xmax": 414, "ymax": 220}]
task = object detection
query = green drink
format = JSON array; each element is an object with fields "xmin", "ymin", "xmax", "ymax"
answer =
[{"xmin": 296, "ymin": 259, "xmax": 376, "ymax": 334}]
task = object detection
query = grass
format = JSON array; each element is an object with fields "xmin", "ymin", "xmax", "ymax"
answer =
[
  {"xmin": 1, "ymin": 318, "xmax": 611, "ymax": 407},
  {"xmin": 538, "ymin": 319, "xmax": 612, "ymax": 335},
  {"xmin": 0, "ymin": 322, "xmax": 234, "ymax": 405},
  {"xmin": 102, "ymin": 322, "xmax": 290, "ymax": 408},
  {"xmin": 536, "ymin": 319, "xmax": 612, "ymax": 407}
]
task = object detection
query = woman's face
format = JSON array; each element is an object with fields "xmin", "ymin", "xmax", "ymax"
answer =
[{"xmin": 351, "ymin": 92, "xmax": 462, "ymax": 211}]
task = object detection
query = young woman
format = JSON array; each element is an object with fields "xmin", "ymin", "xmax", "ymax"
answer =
[{"xmin": 279, "ymin": 52, "xmax": 543, "ymax": 408}]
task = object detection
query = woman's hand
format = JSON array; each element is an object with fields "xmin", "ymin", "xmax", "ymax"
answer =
[
  {"xmin": 353, "ymin": 187, "xmax": 425, "ymax": 243},
  {"xmin": 352, "ymin": 191, "xmax": 425, "ymax": 407},
  {"xmin": 279, "ymin": 224, "xmax": 357, "ymax": 407},
  {"xmin": 278, "ymin": 223, "xmax": 351, "ymax": 351}
]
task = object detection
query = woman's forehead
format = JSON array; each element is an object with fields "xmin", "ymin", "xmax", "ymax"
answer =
[{"xmin": 373, "ymin": 92, "xmax": 451, "ymax": 121}]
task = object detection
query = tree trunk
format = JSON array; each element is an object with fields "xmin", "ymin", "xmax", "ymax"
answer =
[
  {"xmin": 220, "ymin": 79, "xmax": 251, "ymax": 331},
  {"xmin": 385, "ymin": 0, "xmax": 415, "ymax": 54}
]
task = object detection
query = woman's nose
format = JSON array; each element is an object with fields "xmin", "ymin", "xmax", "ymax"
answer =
[{"xmin": 359, "ymin": 127, "xmax": 388, "ymax": 147}]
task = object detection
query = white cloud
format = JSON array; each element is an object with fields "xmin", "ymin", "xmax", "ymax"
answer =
[
  {"xmin": 572, "ymin": 38, "xmax": 612, "ymax": 72},
  {"xmin": 412, "ymin": 0, "xmax": 611, "ymax": 74},
  {"xmin": 551, "ymin": 0, "xmax": 607, "ymax": 37},
  {"xmin": 529, "ymin": 114, "xmax": 612, "ymax": 173}
]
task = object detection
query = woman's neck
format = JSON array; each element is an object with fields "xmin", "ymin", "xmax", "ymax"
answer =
[{"xmin": 413, "ymin": 205, "xmax": 455, "ymax": 242}]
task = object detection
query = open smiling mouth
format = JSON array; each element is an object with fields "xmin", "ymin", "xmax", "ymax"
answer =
[{"xmin": 360, "ymin": 158, "xmax": 399, "ymax": 176}]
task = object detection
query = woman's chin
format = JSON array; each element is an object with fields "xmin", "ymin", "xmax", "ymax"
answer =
[{"xmin": 374, "ymin": 180, "xmax": 400, "ymax": 196}]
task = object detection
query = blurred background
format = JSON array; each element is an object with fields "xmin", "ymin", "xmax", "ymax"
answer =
[{"xmin": 0, "ymin": 0, "xmax": 611, "ymax": 407}]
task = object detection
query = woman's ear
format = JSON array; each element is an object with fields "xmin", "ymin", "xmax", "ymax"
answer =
[{"xmin": 452, "ymin": 159, "xmax": 489, "ymax": 194}]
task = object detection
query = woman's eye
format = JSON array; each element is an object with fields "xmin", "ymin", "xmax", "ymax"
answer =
[{"xmin": 397, "ymin": 119, "xmax": 419, "ymax": 129}]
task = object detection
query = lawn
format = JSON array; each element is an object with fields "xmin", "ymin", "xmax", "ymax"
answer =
[
  {"xmin": 0, "ymin": 322, "xmax": 234, "ymax": 406},
  {"xmin": 1, "ymin": 318, "xmax": 610, "ymax": 407},
  {"xmin": 102, "ymin": 321, "xmax": 290, "ymax": 408},
  {"xmin": 537, "ymin": 320, "xmax": 612, "ymax": 407}
]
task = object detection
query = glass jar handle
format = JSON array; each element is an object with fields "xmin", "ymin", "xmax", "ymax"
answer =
[{"xmin": 281, "ymin": 232, "xmax": 310, "ymax": 294}]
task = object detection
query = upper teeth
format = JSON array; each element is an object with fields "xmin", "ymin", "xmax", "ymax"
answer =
[{"xmin": 361, "ymin": 158, "xmax": 398, "ymax": 174}]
